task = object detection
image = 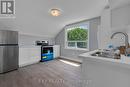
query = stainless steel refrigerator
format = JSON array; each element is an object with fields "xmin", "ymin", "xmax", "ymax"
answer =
[{"xmin": 0, "ymin": 30, "xmax": 19, "ymax": 73}]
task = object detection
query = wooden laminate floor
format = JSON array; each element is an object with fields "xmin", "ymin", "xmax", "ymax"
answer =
[{"xmin": 0, "ymin": 59, "xmax": 81, "ymax": 87}]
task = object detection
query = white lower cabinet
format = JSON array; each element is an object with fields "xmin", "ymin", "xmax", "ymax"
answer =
[
  {"xmin": 19, "ymin": 47, "xmax": 41, "ymax": 67},
  {"xmin": 82, "ymin": 58, "xmax": 130, "ymax": 87},
  {"xmin": 53, "ymin": 45, "xmax": 60, "ymax": 58}
]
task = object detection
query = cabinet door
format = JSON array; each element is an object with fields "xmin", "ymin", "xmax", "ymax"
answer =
[
  {"xmin": 53, "ymin": 45, "xmax": 60, "ymax": 58},
  {"xmin": 29, "ymin": 48, "xmax": 41, "ymax": 62},
  {"xmin": 19, "ymin": 47, "xmax": 41, "ymax": 67},
  {"xmin": 19, "ymin": 48, "xmax": 29, "ymax": 66}
]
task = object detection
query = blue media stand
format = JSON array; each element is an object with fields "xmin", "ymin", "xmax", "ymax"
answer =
[{"xmin": 41, "ymin": 46, "xmax": 54, "ymax": 62}]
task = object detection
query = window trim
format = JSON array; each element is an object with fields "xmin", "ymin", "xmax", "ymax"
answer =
[{"xmin": 64, "ymin": 22, "xmax": 89, "ymax": 51}]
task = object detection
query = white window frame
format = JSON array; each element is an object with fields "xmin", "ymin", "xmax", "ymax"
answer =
[{"xmin": 65, "ymin": 22, "xmax": 89, "ymax": 51}]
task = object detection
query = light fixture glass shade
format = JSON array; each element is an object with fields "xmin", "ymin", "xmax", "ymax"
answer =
[{"xmin": 50, "ymin": 9, "xmax": 61, "ymax": 16}]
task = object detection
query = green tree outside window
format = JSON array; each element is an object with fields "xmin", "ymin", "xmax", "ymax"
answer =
[{"xmin": 67, "ymin": 28, "xmax": 88, "ymax": 41}]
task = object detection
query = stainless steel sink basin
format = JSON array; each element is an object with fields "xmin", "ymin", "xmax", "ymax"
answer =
[
  {"xmin": 91, "ymin": 51, "xmax": 120, "ymax": 59},
  {"xmin": 91, "ymin": 51, "xmax": 113, "ymax": 58}
]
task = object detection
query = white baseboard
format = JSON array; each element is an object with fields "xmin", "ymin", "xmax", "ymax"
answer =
[
  {"xmin": 59, "ymin": 56, "xmax": 82, "ymax": 63},
  {"xmin": 19, "ymin": 60, "xmax": 40, "ymax": 67}
]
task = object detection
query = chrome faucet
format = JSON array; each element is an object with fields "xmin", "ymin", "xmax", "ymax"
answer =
[{"xmin": 111, "ymin": 32, "xmax": 129, "ymax": 48}]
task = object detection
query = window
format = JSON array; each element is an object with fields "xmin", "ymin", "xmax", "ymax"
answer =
[{"xmin": 65, "ymin": 23, "xmax": 89, "ymax": 50}]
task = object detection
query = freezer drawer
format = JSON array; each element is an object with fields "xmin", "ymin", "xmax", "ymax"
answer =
[
  {"xmin": 0, "ymin": 46, "xmax": 19, "ymax": 73},
  {"xmin": 7, "ymin": 31, "xmax": 18, "ymax": 44},
  {"xmin": 0, "ymin": 31, "xmax": 8, "ymax": 44},
  {"xmin": 0, "ymin": 30, "xmax": 18, "ymax": 44}
]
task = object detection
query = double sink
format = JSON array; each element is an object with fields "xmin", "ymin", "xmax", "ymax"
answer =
[{"xmin": 91, "ymin": 50, "xmax": 121, "ymax": 59}]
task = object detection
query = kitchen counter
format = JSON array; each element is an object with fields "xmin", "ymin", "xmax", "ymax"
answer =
[
  {"xmin": 80, "ymin": 50, "xmax": 130, "ymax": 87},
  {"xmin": 79, "ymin": 50, "xmax": 130, "ymax": 69}
]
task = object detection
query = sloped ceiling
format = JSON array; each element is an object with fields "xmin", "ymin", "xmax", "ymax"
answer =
[{"xmin": 0, "ymin": 0, "xmax": 108, "ymax": 38}]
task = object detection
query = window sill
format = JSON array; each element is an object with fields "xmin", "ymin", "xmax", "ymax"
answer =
[{"xmin": 65, "ymin": 47, "xmax": 89, "ymax": 51}]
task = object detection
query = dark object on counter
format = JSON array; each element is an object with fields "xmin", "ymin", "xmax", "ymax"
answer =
[
  {"xmin": 114, "ymin": 53, "xmax": 121, "ymax": 59},
  {"xmin": 118, "ymin": 46, "xmax": 126, "ymax": 54},
  {"xmin": 36, "ymin": 40, "xmax": 49, "ymax": 46},
  {"xmin": 125, "ymin": 48, "xmax": 130, "ymax": 56}
]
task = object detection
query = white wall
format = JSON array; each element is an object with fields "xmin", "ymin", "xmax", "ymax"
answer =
[
  {"xmin": 109, "ymin": 0, "xmax": 130, "ymax": 9},
  {"xmin": 111, "ymin": 4, "xmax": 130, "ymax": 28},
  {"xmin": 98, "ymin": 7, "xmax": 111, "ymax": 49},
  {"xmin": 19, "ymin": 34, "xmax": 55, "ymax": 47},
  {"xmin": 98, "ymin": 4, "xmax": 130, "ymax": 49},
  {"xmin": 111, "ymin": 4, "xmax": 130, "ymax": 47}
]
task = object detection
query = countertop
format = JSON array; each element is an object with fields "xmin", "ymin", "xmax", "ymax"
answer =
[
  {"xmin": 19, "ymin": 45, "xmax": 41, "ymax": 48},
  {"xmin": 79, "ymin": 50, "xmax": 130, "ymax": 68}
]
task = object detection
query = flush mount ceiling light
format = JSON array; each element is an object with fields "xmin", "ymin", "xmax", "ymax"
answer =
[{"xmin": 50, "ymin": 8, "xmax": 61, "ymax": 17}]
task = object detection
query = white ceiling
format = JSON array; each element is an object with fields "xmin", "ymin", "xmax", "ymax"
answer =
[{"xmin": 0, "ymin": 0, "xmax": 108, "ymax": 38}]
